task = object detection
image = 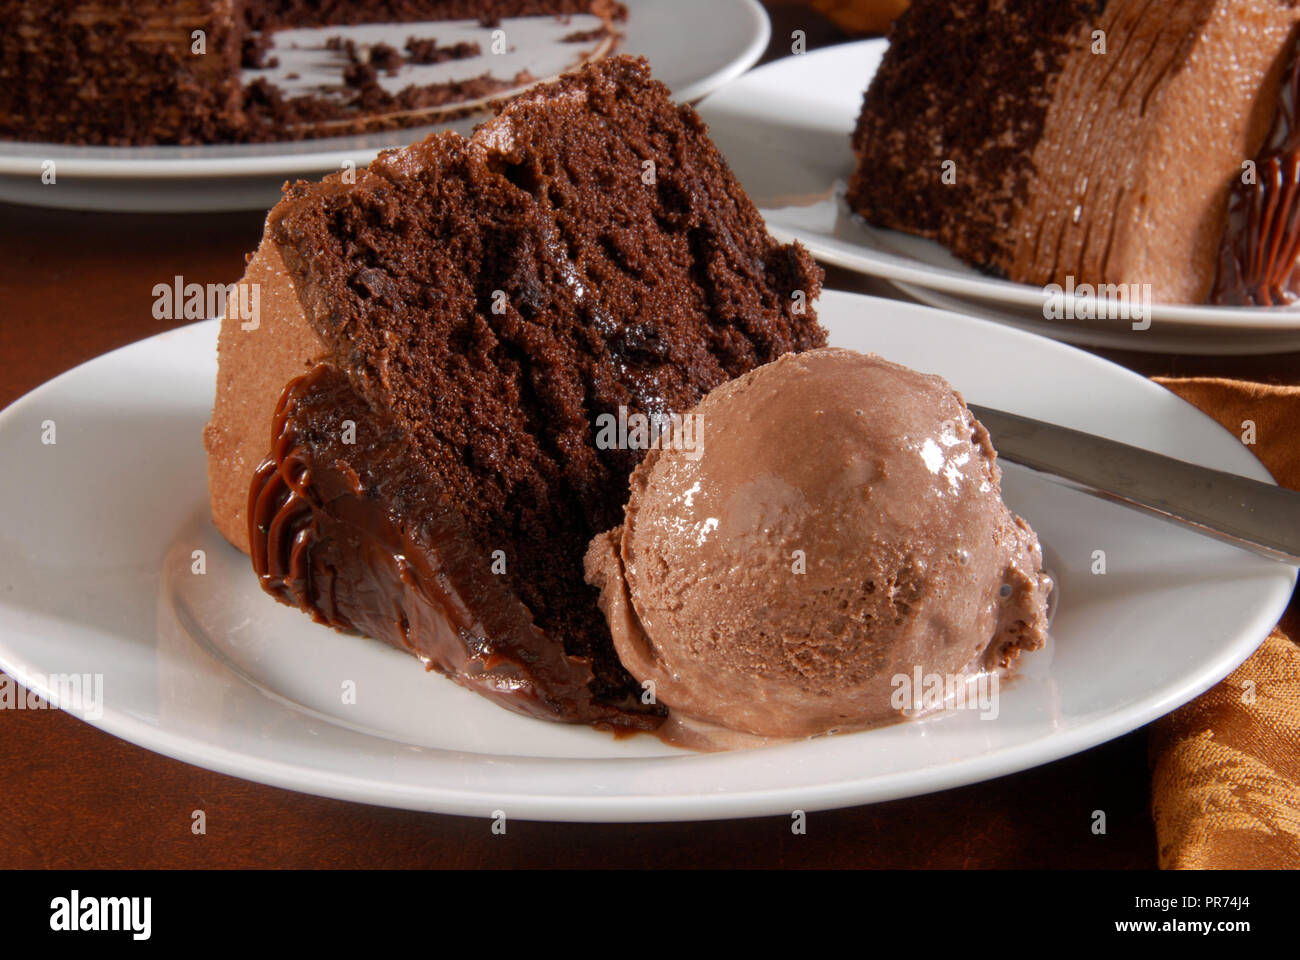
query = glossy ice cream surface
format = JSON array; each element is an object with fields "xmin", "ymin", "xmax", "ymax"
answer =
[{"xmin": 584, "ymin": 347, "xmax": 1053, "ymax": 741}]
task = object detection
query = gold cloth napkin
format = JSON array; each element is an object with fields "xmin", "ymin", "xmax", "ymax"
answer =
[
  {"xmin": 810, "ymin": 0, "xmax": 910, "ymax": 36},
  {"xmin": 1149, "ymin": 377, "xmax": 1300, "ymax": 869}
]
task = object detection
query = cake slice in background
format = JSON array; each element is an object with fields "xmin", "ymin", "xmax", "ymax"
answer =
[
  {"xmin": 0, "ymin": 0, "xmax": 625, "ymax": 145},
  {"xmin": 847, "ymin": 0, "xmax": 1300, "ymax": 305},
  {"xmin": 0, "ymin": 1, "xmax": 249, "ymax": 145},
  {"xmin": 204, "ymin": 55, "xmax": 826, "ymax": 728}
]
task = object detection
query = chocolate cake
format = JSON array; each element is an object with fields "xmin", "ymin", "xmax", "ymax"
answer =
[
  {"xmin": 848, "ymin": 0, "xmax": 1300, "ymax": 305},
  {"xmin": 204, "ymin": 55, "xmax": 827, "ymax": 728},
  {"xmin": 0, "ymin": 1, "xmax": 624, "ymax": 145}
]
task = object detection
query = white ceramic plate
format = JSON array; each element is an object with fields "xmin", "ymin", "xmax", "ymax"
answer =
[
  {"xmin": 0, "ymin": 291, "xmax": 1293, "ymax": 822},
  {"xmin": 0, "ymin": 0, "xmax": 768, "ymax": 212},
  {"xmin": 696, "ymin": 40, "xmax": 1300, "ymax": 355}
]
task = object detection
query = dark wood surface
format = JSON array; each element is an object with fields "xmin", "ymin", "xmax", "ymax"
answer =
[{"xmin": 0, "ymin": 2, "xmax": 1291, "ymax": 870}]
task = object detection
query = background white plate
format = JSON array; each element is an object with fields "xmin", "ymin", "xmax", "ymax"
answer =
[
  {"xmin": 696, "ymin": 40, "xmax": 1300, "ymax": 355},
  {"xmin": 0, "ymin": 292, "xmax": 1293, "ymax": 821},
  {"xmin": 0, "ymin": 0, "xmax": 768, "ymax": 212}
]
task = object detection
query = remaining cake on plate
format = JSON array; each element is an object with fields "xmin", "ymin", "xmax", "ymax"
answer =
[
  {"xmin": 0, "ymin": 0, "xmax": 624, "ymax": 145},
  {"xmin": 204, "ymin": 55, "xmax": 826, "ymax": 729},
  {"xmin": 847, "ymin": 0, "xmax": 1300, "ymax": 305}
]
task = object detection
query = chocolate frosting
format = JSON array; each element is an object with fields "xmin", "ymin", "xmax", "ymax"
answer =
[
  {"xmin": 1212, "ymin": 29, "xmax": 1300, "ymax": 306},
  {"xmin": 248, "ymin": 363, "xmax": 662, "ymax": 728}
]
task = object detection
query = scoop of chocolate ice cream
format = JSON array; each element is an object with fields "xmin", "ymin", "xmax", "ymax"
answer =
[{"xmin": 584, "ymin": 347, "xmax": 1052, "ymax": 740}]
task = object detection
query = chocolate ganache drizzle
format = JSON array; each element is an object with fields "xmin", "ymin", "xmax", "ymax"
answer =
[
  {"xmin": 1212, "ymin": 29, "xmax": 1300, "ymax": 305},
  {"xmin": 248, "ymin": 363, "xmax": 658, "ymax": 727}
]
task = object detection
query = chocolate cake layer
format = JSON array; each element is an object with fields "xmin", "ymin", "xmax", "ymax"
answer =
[
  {"xmin": 849, "ymin": 0, "xmax": 1300, "ymax": 304},
  {"xmin": 0, "ymin": 1, "xmax": 247, "ymax": 146},
  {"xmin": 251, "ymin": 363, "xmax": 622, "ymax": 724},
  {"xmin": 207, "ymin": 55, "xmax": 826, "ymax": 725},
  {"xmin": 849, "ymin": 0, "xmax": 1091, "ymax": 278}
]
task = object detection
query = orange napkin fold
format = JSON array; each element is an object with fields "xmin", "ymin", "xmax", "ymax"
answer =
[
  {"xmin": 1149, "ymin": 377, "xmax": 1300, "ymax": 869},
  {"xmin": 810, "ymin": 0, "xmax": 910, "ymax": 36}
]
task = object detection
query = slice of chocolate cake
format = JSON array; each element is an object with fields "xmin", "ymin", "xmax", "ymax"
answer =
[
  {"xmin": 205, "ymin": 55, "xmax": 826, "ymax": 728},
  {"xmin": 0, "ymin": 1, "xmax": 624, "ymax": 145},
  {"xmin": 848, "ymin": 0, "xmax": 1300, "ymax": 304}
]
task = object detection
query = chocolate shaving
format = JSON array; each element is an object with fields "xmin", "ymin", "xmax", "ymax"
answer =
[
  {"xmin": 405, "ymin": 37, "xmax": 482, "ymax": 64},
  {"xmin": 1211, "ymin": 27, "xmax": 1300, "ymax": 306}
]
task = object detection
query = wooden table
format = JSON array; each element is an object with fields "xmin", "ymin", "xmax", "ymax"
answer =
[{"xmin": 1, "ymin": 4, "xmax": 1295, "ymax": 870}]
